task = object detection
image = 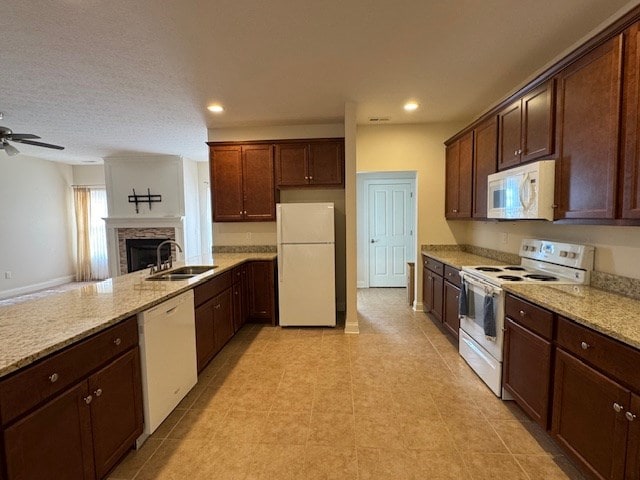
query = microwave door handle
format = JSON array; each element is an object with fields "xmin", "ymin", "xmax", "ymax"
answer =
[{"xmin": 519, "ymin": 172, "xmax": 532, "ymax": 211}]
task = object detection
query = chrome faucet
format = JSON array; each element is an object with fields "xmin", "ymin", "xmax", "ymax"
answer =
[{"xmin": 156, "ymin": 240, "xmax": 183, "ymax": 271}]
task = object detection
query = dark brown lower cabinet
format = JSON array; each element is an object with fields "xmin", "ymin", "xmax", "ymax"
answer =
[
  {"xmin": 552, "ymin": 348, "xmax": 631, "ymax": 480},
  {"xmin": 503, "ymin": 318, "xmax": 552, "ymax": 427},
  {"xmin": 246, "ymin": 260, "xmax": 277, "ymax": 325},
  {"xmin": 442, "ymin": 281, "xmax": 460, "ymax": 339},
  {"xmin": 213, "ymin": 288, "xmax": 234, "ymax": 353},
  {"xmin": 89, "ymin": 349, "xmax": 143, "ymax": 479},
  {"xmin": 3, "ymin": 347, "xmax": 143, "ymax": 480},
  {"xmin": 628, "ymin": 394, "xmax": 640, "ymax": 480},
  {"xmin": 4, "ymin": 381, "xmax": 95, "ymax": 479},
  {"xmin": 195, "ymin": 299, "xmax": 216, "ymax": 372}
]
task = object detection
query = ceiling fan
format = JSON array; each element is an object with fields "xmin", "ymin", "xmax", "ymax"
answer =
[{"xmin": 0, "ymin": 114, "xmax": 65, "ymax": 156}]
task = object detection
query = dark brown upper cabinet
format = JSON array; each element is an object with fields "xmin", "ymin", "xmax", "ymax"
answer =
[
  {"xmin": 445, "ymin": 131, "xmax": 473, "ymax": 219},
  {"xmin": 209, "ymin": 144, "xmax": 277, "ymax": 222},
  {"xmin": 275, "ymin": 139, "xmax": 344, "ymax": 188},
  {"xmin": 472, "ymin": 117, "xmax": 498, "ymax": 218},
  {"xmin": 498, "ymin": 80, "xmax": 555, "ymax": 170},
  {"xmin": 621, "ymin": 22, "xmax": 640, "ymax": 220},
  {"xmin": 555, "ymin": 35, "xmax": 622, "ymax": 220}
]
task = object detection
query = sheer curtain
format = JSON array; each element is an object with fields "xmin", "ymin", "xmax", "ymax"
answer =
[
  {"xmin": 73, "ymin": 186, "xmax": 108, "ymax": 281},
  {"xmin": 89, "ymin": 189, "xmax": 108, "ymax": 279}
]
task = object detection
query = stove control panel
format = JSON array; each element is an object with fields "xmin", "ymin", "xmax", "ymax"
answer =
[{"xmin": 519, "ymin": 239, "xmax": 594, "ymax": 270}]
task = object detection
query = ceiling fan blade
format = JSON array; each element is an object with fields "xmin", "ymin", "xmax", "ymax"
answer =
[
  {"xmin": 8, "ymin": 133, "xmax": 40, "ymax": 140},
  {"xmin": 11, "ymin": 138, "xmax": 65, "ymax": 150},
  {"xmin": 2, "ymin": 140, "xmax": 20, "ymax": 156}
]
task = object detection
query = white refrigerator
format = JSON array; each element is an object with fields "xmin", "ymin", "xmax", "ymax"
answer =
[{"xmin": 277, "ymin": 202, "xmax": 336, "ymax": 327}]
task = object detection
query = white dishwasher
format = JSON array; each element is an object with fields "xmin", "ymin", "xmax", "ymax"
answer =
[{"xmin": 136, "ymin": 289, "xmax": 197, "ymax": 447}]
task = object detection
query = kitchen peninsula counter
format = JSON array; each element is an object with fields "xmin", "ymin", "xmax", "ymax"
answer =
[{"xmin": 0, "ymin": 253, "xmax": 276, "ymax": 378}]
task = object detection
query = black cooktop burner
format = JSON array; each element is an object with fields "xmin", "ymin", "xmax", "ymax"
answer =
[
  {"xmin": 504, "ymin": 266, "xmax": 526, "ymax": 271},
  {"xmin": 524, "ymin": 274, "xmax": 558, "ymax": 281},
  {"xmin": 476, "ymin": 267, "xmax": 501, "ymax": 272},
  {"xmin": 497, "ymin": 275, "xmax": 523, "ymax": 281}
]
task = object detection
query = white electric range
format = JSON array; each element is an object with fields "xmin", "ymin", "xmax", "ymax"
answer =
[{"xmin": 458, "ymin": 239, "xmax": 594, "ymax": 397}]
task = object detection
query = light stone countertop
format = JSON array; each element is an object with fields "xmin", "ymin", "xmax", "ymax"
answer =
[
  {"xmin": 422, "ymin": 249, "xmax": 640, "ymax": 351},
  {"xmin": 503, "ymin": 283, "xmax": 640, "ymax": 350},
  {"xmin": 0, "ymin": 253, "xmax": 276, "ymax": 378},
  {"xmin": 421, "ymin": 249, "xmax": 507, "ymax": 269}
]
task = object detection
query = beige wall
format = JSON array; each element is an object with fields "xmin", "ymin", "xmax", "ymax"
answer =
[
  {"xmin": 71, "ymin": 165, "xmax": 105, "ymax": 185},
  {"xmin": 0, "ymin": 154, "xmax": 75, "ymax": 298},
  {"xmin": 356, "ymin": 122, "xmax": 467, "ymax": 305},
  {"xmin": 466, "ymin": 221, "xmax": 640, "ymax": 279}
]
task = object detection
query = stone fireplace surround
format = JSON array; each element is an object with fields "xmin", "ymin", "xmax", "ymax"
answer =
[{"xmin": 104, "ymin": 217, "xmax": 185, "ymax": 277}]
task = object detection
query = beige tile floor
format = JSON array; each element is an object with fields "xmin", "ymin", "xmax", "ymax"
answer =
[{"xmin": 108, "ymin": 288, "xmax": 586, "ymax": 480}]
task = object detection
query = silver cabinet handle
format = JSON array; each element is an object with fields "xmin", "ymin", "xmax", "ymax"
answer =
[
  {"xmin": 514, "ymin": 150, "xmax": 518, "ymax": 156},
  {"xmin": 309, "ymin": 176, "xmax": 313, "ymax": 180},
  {"xmin": 580, "ymin": 341, "xmax": 590, "ymax": 350},
  {"xmin": 113, "ymin": 337, "xmax": 122, "ymax": 346},
  {"xmin": 613, "ymin": 402, "xmax": 624, "ymax": 413},
  {"xmin": 84, "ymin": 395, "xmax": 93, "ymax": 405},
  {"xmin": 626, "ymin": 411, "xmax": 636, "ymax": 422},
  {"xmin": 49, "ymin": 373, "xmax": 59, "ymax": 383},
  {"xmin": 452, "ymin": 209, "xmax": 458, "ymax": 213},
  {"xmin": 240, "ymin": 211, "xmax": 243, "ymax": 215},
  {"xmin": 94, "ymin": 388, "xmax": 103, "ymax": 397},
  {"xmin": 519, "ymin": 310, "xmax": 526, "ymax": 317},
  {"xmin": 214, "ymin": 304, "xmax": 221, "ymax": 309}
]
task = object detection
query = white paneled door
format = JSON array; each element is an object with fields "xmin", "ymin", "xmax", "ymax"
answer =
[{"xmin": 368, "ymin": 183, "xmax": 413, "ymax": 287}]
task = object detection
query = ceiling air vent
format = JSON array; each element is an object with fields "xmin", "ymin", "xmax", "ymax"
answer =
[{"xmin": 369, "ymin": 117, "xmax": 390, "ymax": 123}]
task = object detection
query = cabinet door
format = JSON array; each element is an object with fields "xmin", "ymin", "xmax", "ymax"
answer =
[
  {"xmin": 195, "ymin": 300, "xmax": 215, "ymax": 372},
  {"xmin": 443, "ymin": 281, "xmax": 460, "ymax": 338},
  {"xmin": 4, "ymin": 381, "xmax": 95, "ymax": 480},
  {"xmin": 503, "ymin": 319, "xmax": 552, "ymax": 428},
  {"xmin": 247, "ymin": 261, "xmax": 276, "ymax": 324},
  {"xmin": 242, "ymin": 144, "xmax": 276, "ymax": 221},
  {"xmin": 621, "ymin": 22, "xmax": 640, "ymax": 219},
  {"xmin": 309, "ymin": 140, "xmax": 344, "ymax": 186},
  {"xmin": 552, "ymin": 348, "xmax": 629, "ymax": 480},
  {"xmin": 213, "ymin": 288, "xmax": 234, "ymax": 353},
  {"xmin": 210, "ymin": 146, "xmax": 244, "ymax": 222},
  {"xmin": 423, "ymin": 268, "xmax": 434, "ymax": 314},
  {"xmin": 445, "ymin": 132, "xmax": 473, "ymax": 218},
  {"xmin": 89, "ymin": 348, "xmax": 143, "ymax": 479},
  {"xmin": 233, "ymin": 281, "xmax": 244, "ymax": 333},
  {"xmin": 522, "ymin": 80, "xmax": 555, "ymax": 162},
  {"xmin": 498, "ymin": 100, "xmax": 522, "ymax": 170},
  {"xmin": 445, "ymin": 141, "xmax": 460, "ymax": 217},
  {"xmin": 431, "ymin": 274, "xmax": 444, "ymax": 322},
  {"xmin": 555, "ymin": 35, "xmax": 622, "ymax": 220},
  {"xmin": 627, "ymin": 393, "xmax": 640, "ymax": 480},
  {"xmin": 275, "ymin": 143, "xmax": 308, "ymax": 187},
  {"xmin": 473, "ymin": 117, "xmax": 498, "ymax": 218}
]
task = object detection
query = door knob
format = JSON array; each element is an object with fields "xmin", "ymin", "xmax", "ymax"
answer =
[{"xmin": 370, "ymin": 239, "xmax": 378, "ymax": 243}]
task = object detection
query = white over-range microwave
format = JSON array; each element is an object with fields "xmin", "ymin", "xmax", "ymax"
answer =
[{"xmin": 487, "ymin": 160, "xmax": 556, "ymax": 221}]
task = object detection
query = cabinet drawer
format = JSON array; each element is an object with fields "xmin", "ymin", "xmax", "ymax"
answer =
[
  {"xmin": 423, "ymin": 257, "xmax": 444, "ymax": 276},
  {"xmin": 556, "ymin": 315, "xmax": 640, "ymax": 388},
  {"xmin": 505, "ymin": 294, "xmax": 554, "ymax": 340},
  {"xmin": 0, "ymin": 316, "xmax": 137, "ymax": 425},
  {"xmin": 443, "ymin": 265, "xmax": 461, "ymax": 287},
  {"xmin": 194, "ymin": 270, "xmax": 233, "ymax": 307}
]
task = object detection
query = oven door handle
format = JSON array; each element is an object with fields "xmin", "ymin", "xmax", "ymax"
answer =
[{"xmin": 460, "ymin": 272, "xmax": 503, "ymax": 296}]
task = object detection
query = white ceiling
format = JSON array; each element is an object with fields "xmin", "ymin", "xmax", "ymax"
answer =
[{"xmin": 1, "ymin": 0, "xmax": 636, "ymax": 163}]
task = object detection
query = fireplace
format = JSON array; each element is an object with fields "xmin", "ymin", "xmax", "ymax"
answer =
[{"xmin": 126, "ymin": 238, "xmax": 173, "ymax": 273}]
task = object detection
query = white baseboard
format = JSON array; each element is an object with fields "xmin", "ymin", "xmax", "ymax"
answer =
[
  {"xmin": 344, "ymin": 321, "xmax": 359, "ymax": 334},
  {"xmin": 357, "ymin": 281, "xmax": 367, "ymax": 288},
  {"xmin": 413, "ymin": 301, "xmax": 424, "ymax": 312},
  {"xmin": 0, "ymin": 274, "xmax": 76, "ymax": 300}
]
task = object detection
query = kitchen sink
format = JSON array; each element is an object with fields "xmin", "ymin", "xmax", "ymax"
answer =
[
  {"xmin": 169, "ymin": 266, "xmax": 217, "ymax": 275},
  {"xmin": 145, "ymin": 265, "xmax": 217, "ymax": 281}
]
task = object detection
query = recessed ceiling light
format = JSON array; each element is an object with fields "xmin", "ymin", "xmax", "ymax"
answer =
[
  {"xmin": 207, "ymin": 104, "xmax": 224, "ymax": 113},
  {"xmin": 404, "ymin": 102, "xmax": 419, "ymax": 112}
]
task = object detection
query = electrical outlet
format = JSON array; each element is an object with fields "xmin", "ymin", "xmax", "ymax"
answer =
[
  {"xmin": 500, "ymin": 232, "xmax": 508, "ymax": 245},
  {"xmin": 4, "ymin": 271, "xmax": 12, "ymax": 280}
]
